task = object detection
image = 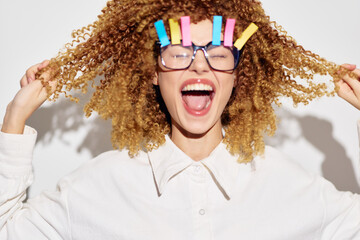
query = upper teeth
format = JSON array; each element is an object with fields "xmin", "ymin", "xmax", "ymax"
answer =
[{"xmin": 182, "ymin": 83, "xmax": 213, "ymax": 91}]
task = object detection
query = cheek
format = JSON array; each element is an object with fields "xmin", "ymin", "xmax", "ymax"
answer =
[
  {"xmin": 221, "ymin": 85, "xmax": 234, "ymax": 107},
  {"xmin": 217, "ymin": 75, "xmax": 235, "ymax": 109},
  {"xmin": 158, "ymin": 72, "xmax": 179, "ymax": 107},
  {"xmin": 217, "ymin": 74, "xmax": 235, "ymax": 95}
]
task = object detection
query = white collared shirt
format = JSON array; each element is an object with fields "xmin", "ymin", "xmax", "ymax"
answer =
[{"xmin": 0, "ymin": 126, "xmax": 360, "ymax": 240}]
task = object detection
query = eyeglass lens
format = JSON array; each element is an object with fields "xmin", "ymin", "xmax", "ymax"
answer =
[{"xmin": 160, "ymin": 44, "xmax": 237, "ymax": 71}]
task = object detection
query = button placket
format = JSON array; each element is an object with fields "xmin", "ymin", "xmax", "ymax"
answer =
[{"xmin": 188, "ymin": 164, "xmax": 213, "ymax": 239}]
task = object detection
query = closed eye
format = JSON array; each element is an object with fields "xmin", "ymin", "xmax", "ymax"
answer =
[
  {"xmin": 172, "ymin": 54, "xmax": 190, "ymax": 58},
  {"xmin": 209, "ymin": 55, "xmax": 227, "ymax": 59}
]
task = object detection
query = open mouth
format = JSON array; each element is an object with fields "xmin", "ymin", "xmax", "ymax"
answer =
[{"xmin": 180, "ymin": 79, "xmax": 216, "ymax": 116}]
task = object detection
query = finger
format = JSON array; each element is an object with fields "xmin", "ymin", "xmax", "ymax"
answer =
[
  {"xmin": 18, "ymin": 80, "xmax": 46, "ymax": 105},
  {"xmin": 25, "ymin": 63, "xmax": 43, "ymax": 84},
  {"xmin": 340, "ymin": 63, "xmax": 357, "ymax": 71},
  {"xmin": 39, "ymin": 67, "xmax": 53, "ymax": 82},
  {"xmin": 336, "ymin": 79, "xmax": 353, "ymax": 95},
  {"xmin": 24, "ymin": 80, "xmax": 51, "ymax": 106},
  {"xmin": 341, "ymin": 74, "xmax": 360, "ymax": 97},
  {"xmin": 38, "ymin": 79, "xmax": 58, "ymax": 101},
  {"xmin": 342, "ymin": 75, "xmax": 360, "ymax": 99},
  {"xmin": 336, "ymin": 80, "xmax": 360, "ymax": 108},
  {"xmin": 352, "ymin": 68, "xmax": 360, "ymax": 78},
  {"xmin": 37, "ymin": 59, "xmax": 50, "ymax": 71},
  {"xmin": 20, "ymin": 74, "xmax": 28, "ymax": 88},
  {"xmin": 20, "ymin": 64, "xmax": 46, "ymax": 88},
  {"xmin": 20, "ymin": 61, "xmax": 49, "ymax": 87}
]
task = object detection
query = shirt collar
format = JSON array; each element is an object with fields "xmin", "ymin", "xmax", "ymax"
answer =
[{"xmin": 147, "ymin": 135, "xmax": 255, "ymax": 199}]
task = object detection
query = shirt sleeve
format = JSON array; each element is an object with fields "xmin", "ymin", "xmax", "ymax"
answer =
[
  {"xmin": 319, "ymin": 120, "xmax": 360, "ymax": 238},
  {"xmin": 0, "ymin": 126, "xmax": 71, "ymax": 240},
  {"xmin": 319, "ymin": 179, "xmax": 360, "ymax": 239}
]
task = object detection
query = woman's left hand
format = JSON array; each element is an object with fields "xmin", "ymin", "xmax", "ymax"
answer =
[{"xmin": 336, "ymin": 64, "xmax": 360, "ymax": 110}]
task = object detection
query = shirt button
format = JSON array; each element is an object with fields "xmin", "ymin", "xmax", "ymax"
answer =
[
  {"xmin": 194, "ymin": 165, "xmax": 201, "ymax": 173},
  {"xmin": 199, "ymin": 209, "xmax": 205, "ymax": 215}
]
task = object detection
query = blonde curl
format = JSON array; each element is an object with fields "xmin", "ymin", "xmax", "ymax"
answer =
[{"xmin": 37, "ymin": 0, "xmax": 347, "ymax": 162}]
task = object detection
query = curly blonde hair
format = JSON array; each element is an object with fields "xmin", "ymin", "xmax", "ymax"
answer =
[{"xmin": 41, "ymin": 0, "xmax": 344, "ymax": 162}]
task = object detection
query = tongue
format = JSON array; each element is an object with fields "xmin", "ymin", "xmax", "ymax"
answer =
[{"xmin": 183, "ymin": 94, "xmax": 210, "ymax": 111}]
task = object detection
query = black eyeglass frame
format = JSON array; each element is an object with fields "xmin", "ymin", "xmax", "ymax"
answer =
[{"xmin": 156, "ymin": 41, "xmax": 244, "ymax": 71}]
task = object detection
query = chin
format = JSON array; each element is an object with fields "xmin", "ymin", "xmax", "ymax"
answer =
[{"xmin": 176, "ymin": 117, "xmax": 220, "ymax": 137}]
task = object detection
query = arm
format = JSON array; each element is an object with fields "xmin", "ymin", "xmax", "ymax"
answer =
[
  {"xmin": 0, "ymin": 62, "xmax": 70, "ymax": 239},
  {"xmin": 319, "ymin": 178, "xmax": 360, "ymax": 239},
  {"xmin": 1, "ymin": 60, "xmax": 55, "ymax": 134},
  {"xmin": 0, "ymin": 126, "xmax": 72, "ymax": 239},
  {"xmin": 320, "ymin": 65, "xmax": 360, "ymax": 238}
]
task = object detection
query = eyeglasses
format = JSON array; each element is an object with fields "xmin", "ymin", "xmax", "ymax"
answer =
[{"xmin": 157, "ymin": 41, "xmax": 243, "ymax": 71}]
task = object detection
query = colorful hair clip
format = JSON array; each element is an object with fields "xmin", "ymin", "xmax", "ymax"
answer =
[
  {"xmin": 224, "ymin": 19, "xmax": 236, "ymax": 47},
  {"xmin": 180, "ymin": 16, "xmax": 191, "ymax": 46},
  {"xmin": 155, "ymin": 16, "xmax": 258, "ymax": 50},
  {"xmin": 212, "ymin": 16, "xmax": 222, "ymax": 46},
  {"xmin": 154, "ymin": 20, "xmax": 170, "ymax": 47},
  {"xmin": 169, "ymin": 19, "xmax": 181, "ymax": 45},
  {"xmin": 234, "ymin": 23, "xmax": 258, "ymax": 50}
]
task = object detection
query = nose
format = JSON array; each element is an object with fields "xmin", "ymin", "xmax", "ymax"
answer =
[{"xmin": 188, "ymin": 49, "xmax": 210, "ymax": 73}]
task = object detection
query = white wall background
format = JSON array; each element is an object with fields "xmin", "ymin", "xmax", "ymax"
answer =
[{"xmin": 0, "ymin": 0, "xmax": 359, "ymax": 198}]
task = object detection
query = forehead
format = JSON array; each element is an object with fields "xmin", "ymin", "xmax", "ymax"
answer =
[{"xmin": 190, "ymin": 19, "xmax": 222, "ymax": 45}]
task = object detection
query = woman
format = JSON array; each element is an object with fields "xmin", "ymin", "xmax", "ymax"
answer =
[{"xmin": 1, "ymin": 0, "xmax": 360, "ymax": 239}]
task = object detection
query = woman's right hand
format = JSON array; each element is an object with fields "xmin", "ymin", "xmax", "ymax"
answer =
[{"xmin": 1, "ymin": 60, "xmax": 57, "ymax": 134}]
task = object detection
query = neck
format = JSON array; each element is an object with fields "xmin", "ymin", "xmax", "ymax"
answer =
[{"xmin": 170, "ymin": 120, "xmax": 223, "ymax": 161}]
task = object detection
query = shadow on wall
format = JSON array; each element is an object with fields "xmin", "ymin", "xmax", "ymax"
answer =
[
  {"xmin": 267, "ymin": 108, "xmax": 360, "ymax": 194},
  {"xmin": 27, "ymin": 91, "xmax": 113, "ymax": 158}
]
